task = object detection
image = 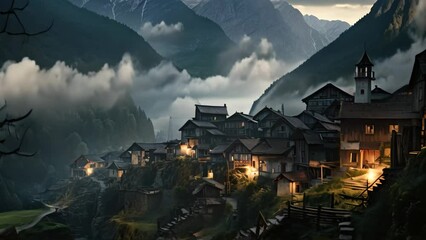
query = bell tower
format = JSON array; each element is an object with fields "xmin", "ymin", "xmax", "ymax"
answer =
[{"xmin": 354, "ymin": 51, "xmax": 375, "ymax": 103}]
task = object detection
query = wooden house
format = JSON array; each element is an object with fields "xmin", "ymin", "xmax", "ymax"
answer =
[
  {"xmin": 209, "ymin": 144, "xmax": 229, "ymax": 163},
  {"xmin": 339, "ymin": 51, "xmax": 421, "ymax": 168},
  {"xmin": 223, "ymin": 138, "xmax": 296, "ymax": 179},
  {"xmin": 101, "ymin": 151, "xmax": 124, "ymax": 164},
  {"xmin": 179, "ymin": 120, "xmax": 226, "ymax": 160},
  {"xmin": 296, "ymin": 110, "xmax": 334, "ymax": 129},
  {"xmin": 252, "ymin": 139, "xmax": 294, "ymax": 179},
  {"xmin": 224, "ymin": 138, "xmax": 261, "ymax": 169},
  {"xmin": 164, "ymin": 140, "xmax": 181, "ymax": 160},
  {"xmin": 371, "ymin": 85, "xmax": 392, "ymax": 101},
  {"xmin": 253, "ymin": 107, "xmax": 309, "ymax": 138},
  {"xmin": 195, "ymin": 104, "xmax": 228, "ymax": 123},
  {"xmin": 292, "ymin": 130, "xmax": 327, "ymax": 165},
  {"xmin": 409, "ymin": 49, "xmax": 426, "ymax": 146},
  {"xmin": 274, "ymin": 171, "xmax": 309, "ymax": 196},
  {"xmin": 70, "ymin": 154, "xmax": 105, "ymax": 178},
  {"xmin": 192, "ymin": 178, "xmax": 226, "ymax": 218},
  {"xmin": 107, "ymin": 161, "xmax": 130, "ymax": 179},
  {"xmin": 301, "ymin": 83, "xmax": 353, "ymax": 117},
  {"xmin": 223, "ymin": 112, "xmax": 259, "ymax": 139},
  {"xmin": 122, "ymin": 142, "xmax": 167, "ymax": 166}
]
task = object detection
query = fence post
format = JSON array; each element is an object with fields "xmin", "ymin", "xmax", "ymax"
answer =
[
  {"xmin": 330, "ymin": 192, "xmax": 335, "ymax": 208},
  {"xmin": 287, "ymin": 201, "xmax": 291, "ymax": 219},
  {"xmin": 316, "ymin": 205, "xmax": 322, "ymax": 231},
  {"xmin": 302, "ymin": 202, "xmax": 306, "ymax": 220},
  {"xmin": 303, "ymin": 192, "xmax": 306, "ymax": 208}
]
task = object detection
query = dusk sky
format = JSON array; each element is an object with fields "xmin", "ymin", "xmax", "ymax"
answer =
[{"xmin": 286, "ymin": 0, "xmax": 376, "ymax": 24}]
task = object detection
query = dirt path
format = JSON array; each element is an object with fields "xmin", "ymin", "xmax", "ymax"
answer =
[{"xmin": 15, "ymin": 208, "xmax": 56, "ymax": 233}]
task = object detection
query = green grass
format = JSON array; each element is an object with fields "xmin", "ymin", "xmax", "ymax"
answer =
[
  {"xmin": 0, "ymin": 209, "xmax": 47, "ymax": 229},
  {"xmin": 345, "ymin": 169, "xmax": 368, "ymax": 178},
  {"xmin": 111, "ymin": 215, "xmax": 157, "ymax": 234}
]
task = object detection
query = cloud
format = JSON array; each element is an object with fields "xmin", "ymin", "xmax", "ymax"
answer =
[
  {"xmin": 0, "ymin": 54, "xmax": 134, "ymax": 114},
  {"xmin": 1, "ymin": 38, "xmax": 298, "ymax": 137},
  {"xmin": 140, "ymin": 21, "xmax": 184, "ymax": 39},
  {"xmin": 130, "ymin": 38, "xmax": 299, "ymax": 134},
  {"xmin": 415, "ymin": 0, "xmax": 426, "ymax": 34},
  {"xmin": 374, "ymin": 38, "xmax": 426, "ymax": 93}
]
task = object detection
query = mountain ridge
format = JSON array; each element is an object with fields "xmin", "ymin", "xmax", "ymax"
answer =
[
  {"xmin": 189, "ymin": 0, "xmax": 328, "ymax": 63},
  {"xmin": 250, "ymin": 0, "xmax": 421, "ymax": 115},
  {"xmin": 68, "ymin": 0, "xmax": 237, "ymax": 77},
  {"xmin": 0, "ymin": 0, "xmax": 162, "ymax": 72}
]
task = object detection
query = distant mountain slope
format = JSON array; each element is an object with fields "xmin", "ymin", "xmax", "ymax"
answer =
[
  {"xmin": 189, "ymin": 0, "xmax": 328, "ymax": 64},
  {"xmin": 0, "ymin": 0, "xmax": 162, "ymax": 72},
  {"xmin": 303, "ymin": 15, "xmax": 351, "ymax": 43},
  {"xmin": 251, "ymin": 0, "xmax": 421, "ymax": 114},
  {"xmin": 69, "ymin": 0, "xmax": 236, "ymax": 77}
]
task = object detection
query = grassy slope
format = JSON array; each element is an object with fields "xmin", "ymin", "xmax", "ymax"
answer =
[{"xmin": 0, "ymin": 209, "xmax": 46, "ymax": 229}]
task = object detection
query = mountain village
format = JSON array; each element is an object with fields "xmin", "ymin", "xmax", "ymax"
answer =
[
  {"xmin": 0, "ymin": 0, "xmax": 425, "ymax": 239},
  {"xmin": 64, "ymin": 49, "xmax": 426, "ymax": 239}
]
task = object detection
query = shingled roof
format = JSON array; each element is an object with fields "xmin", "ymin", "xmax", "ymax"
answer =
[
  {"xmin": 356, "ymin": 51, "xmax": 374, "ymax": 66},
  {"xmin": 339, "ymin": 94, "xmax": 419, "ymax": 119},
  {"xmin": 228, "ymin": 112, "xmax": 258, "ymax": 123},
  {"xmin": 196, "ymin": 104, "xmax": 228, "ymax": 115},
  {"xmin": 251, "ymin": 139, "xmax": 293, "ymax": 155},
  {"xmin": 179, "ymin": 120, "xmax": 218, "ymax": 130}
]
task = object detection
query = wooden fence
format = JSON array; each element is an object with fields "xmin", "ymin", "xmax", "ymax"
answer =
[{"xmin": 285, "ymin": 202, "xmax": 351, "ymax": 230}]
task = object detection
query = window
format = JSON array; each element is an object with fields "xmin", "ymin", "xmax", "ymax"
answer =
[
  {"xmin": 350, "ymin": 152, "xmax": 358, "ymax": 163},
  {"xmin": 360, "ymin": 89, "xmax": 365, "ymax": 95},
  {"xmin": 389, "ymin": 124, "xmax": 399, "ymax": 133},
  {"xmin": 241, "ymin": 122, "xmax": 245, "ymax": 128},
  {"xmin": 365, "ymin": 124, "xmax": 374, "ymax": 135}
]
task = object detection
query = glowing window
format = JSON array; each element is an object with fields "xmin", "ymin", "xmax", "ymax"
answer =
[
  {"xmin": 389, "ymin": 124, "xmax": 399, "ymax": 133},
  {"xmin": 365, "ymin": 124, "xmax": 374, "ymax": 135}
]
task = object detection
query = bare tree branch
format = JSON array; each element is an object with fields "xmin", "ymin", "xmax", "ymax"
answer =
[
  {"xmin": 0, "ymin": 109, "xmax": 32, "ymax": 128},
  {"xmin": 0, "ymin": 0, "xmax": 53, "ymax": 36},
  {"xmin": 0, "ymin": 126, "xmax": 36, "ymax": 157}
]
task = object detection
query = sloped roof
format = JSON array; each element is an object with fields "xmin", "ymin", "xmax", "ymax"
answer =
[
  {"xmin": 275, "ymin": 171, "xmax": 309, "ymax": 183},
  {"xmin": 371, "ymin": 85, "xmax": 391, "ymax": 101},
  {"xmin": 239, "ymin": 138, "xmax": 262, "ymax": 150},
  {"xmin": 227, "ymin": 112, "xmax": 257, "ymax": 123},
  {"xmin": 193, "ymin": 144, "xmax": 210, "ymax": 150},
  {"xmin": 153, "ymin": 148, "xmax": 167, "ymax": 154},
  {"xmin": 107, "ymin": 161, "xmax": 130, "ymax": 170},
  {"xmin": 101, "ymin": 151, "xmax": 123, "ymax": 160},
  {"xmin": 206, "ymin": 128, "xmax": 226, "ymax": 136},
  {"xmin": 84, "ymin": 154, "xmax": 105, "ymax": 163},
  {"xmin": 196, "ymin": 104, "xmax": 228, "ymax": 115},
  {"xmin": 297, "ymin": 110, "xmax": 333, "ymax": 124},
  {"xmin": 210, "ymin": 144, "xmax": 229, "ymax": 154},
  {"xmin": 356, "ymin": 51, "xmax": 374, "ymax": 66},
  {"xmin": 252, "ymin": 139, "xmax": 293, "ymax": 155},
  {"xmin": 302, "ymin": 132, "xmax": 324, "ymax": 145},
  {"xmin": 314, "ymin": 121, "xmax": 340, "ymax": 132},
  {"xmin": 179, "ymin": 120, "xmax": 217, "ymax": 130},
  {"xmin": 136, "ymin": 143, "xmax": 167, "ymax": 151},
  {"xmin": 409, "ymin": 49, "xmax": 426, "ymax": 86},
  {"xmin": 202, "ymin": 178, "xmax": 225, "ymax": 190},
  {"xmin": 253, "ymin": 106, "xmax": 280, "ymax": 120},
  {"xmin": 271, "ymin": 115, "xmax": 309, "ymax": 130},
  {"xmin": 192, "ymin": 181, "xmax": 223, "ymax": 195},
  {"xmin": 339, "ymin": 94, "xmax": 419, "ymax": 119},
  {"xmin": 301, "ymin": 83, "xmax": 353, "ymax": 103}
]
